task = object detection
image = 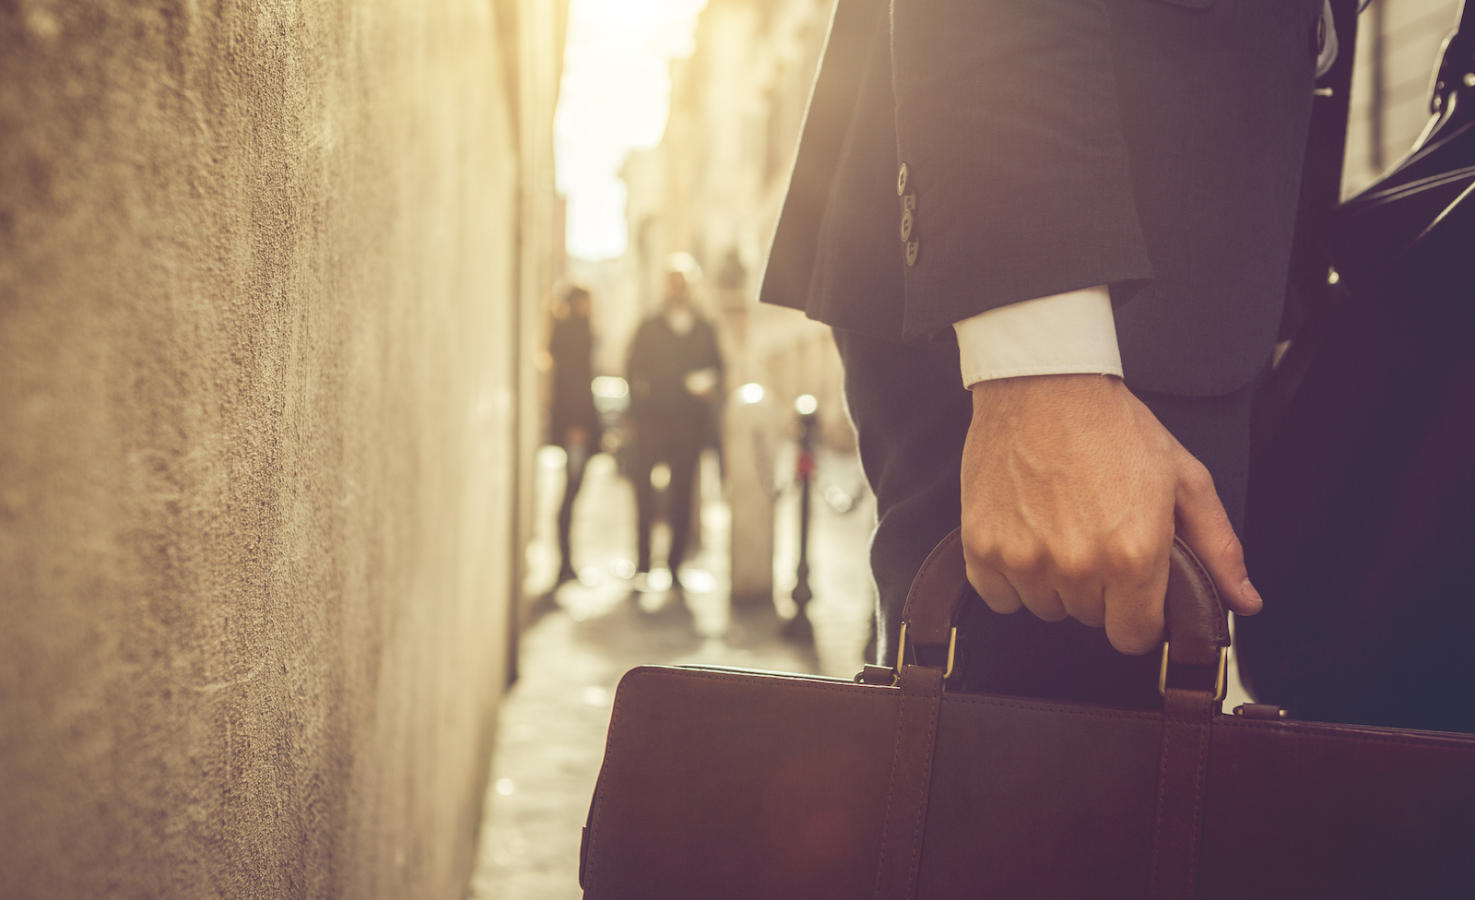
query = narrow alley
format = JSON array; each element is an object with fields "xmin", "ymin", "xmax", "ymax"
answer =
[
  {"xmin": 5, "ymin": 3, "xmax": 1473, "ymax": 898},
  {"xmin": 469, "ymin": 443, "xmax": 877, "ymax": 899}
]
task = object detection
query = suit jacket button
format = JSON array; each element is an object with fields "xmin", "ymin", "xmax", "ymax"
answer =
[
  {"xmin": 897, "ymin": 163, "xmax": 909, "ymax": 196},
  {"xmin": 900, "ymin": 209, "xmax": 914, "ymax": 242},
  {"xmin": 905, "ymin": 240, "xmax": 920, "ymax": 267}
]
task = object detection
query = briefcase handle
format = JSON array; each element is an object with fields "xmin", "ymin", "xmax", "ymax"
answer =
[{"xmin": 898, "ymin": 529, "xmax": 1231, "ymax": 698}]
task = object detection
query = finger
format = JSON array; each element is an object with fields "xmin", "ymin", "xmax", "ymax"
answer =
[
  {"xmin": 985, "ymin": 538, "xmax": 1066, "ymax": 622},
  {"xmin": 1052, "ymin": 547, "xmax": 1106, "ymax": 627},
  {"xmin": 1175, "ymin": 461, "xmax": 1263, "ymax": 616},
  {"xmin": 1016, "ymin": 578, "xmax": 1068, "ymax": 623},
  {"xmin": 1102, "ymin": 549, "xmax": 1169, "ymax": 655},
  {"xmin": 1059, "ymin": 579, "xmax": 1107, "ymax": 629},
  {"xmin": 965, "ymin": 561, "xmax": 1024, "ymax": 615}
]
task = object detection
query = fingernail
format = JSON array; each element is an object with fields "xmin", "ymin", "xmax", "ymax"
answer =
[{"xmin": 1239, "ymin": 579, "xmax": 1263, "ymax": 610}]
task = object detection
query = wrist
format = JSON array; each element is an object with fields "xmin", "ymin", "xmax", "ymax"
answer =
[{"xmin": 970, "ymin": 372, "xmax": 1119, "ymax": 406}]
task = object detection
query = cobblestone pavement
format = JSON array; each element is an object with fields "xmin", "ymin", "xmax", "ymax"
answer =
[{"xmin": 467, "ymin": 446, "xmax": 877, "ymax": 899}]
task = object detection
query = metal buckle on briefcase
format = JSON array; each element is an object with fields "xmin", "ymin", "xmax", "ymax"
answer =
[
  {"xmin": 893, "ymin": 621, "xmax": 958, "ymax": 684},
  {"xmin": 1158, "ymin": 643, "xmax": 1229, "ymax": 701}
]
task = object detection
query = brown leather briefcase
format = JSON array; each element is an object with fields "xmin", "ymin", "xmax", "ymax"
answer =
[{"xmin": 579, "ymin": 531, "xmax": 1475, "ymax": 899}]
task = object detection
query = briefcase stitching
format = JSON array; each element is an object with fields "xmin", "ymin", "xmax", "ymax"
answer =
[
  {"xmin": 1151, "ymin": 698, "xmax": 1214, "ymax": 897},
  {"xmin": 943, "ymin": 692, "xmax": 1162, "ymax": 722},
  {"xmin": 1218, "ymin": 716, "xmax": 1475, "ymax": 752},
  {"xmin": 872, "ymin": 689, "xmax": 910, "ymax": 897},
  {"xmin": 908, "ymin": 681, "xmax": 942, "ymax": 894}
]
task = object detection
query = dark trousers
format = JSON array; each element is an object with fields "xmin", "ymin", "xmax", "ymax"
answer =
[
  {"xmin": 633, "ymin": 443, "xmax": 700, "ymax": 574},
  {"xmin": 557, "ymin": 446, "xmax": 590, "ymax": 572},
  {"xmin": 834, "ymin": 327, "xmax": 1256, "ymax": 710}
]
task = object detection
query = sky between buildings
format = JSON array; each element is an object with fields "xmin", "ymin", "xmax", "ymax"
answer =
[{"xmin": 556, "ymin": 0, "xmax": 710, "ymax": 261}]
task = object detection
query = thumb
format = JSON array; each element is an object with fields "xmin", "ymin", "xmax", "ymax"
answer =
[{"xmin": 1174, "ymin": 460, "xmax": 1263, "ymax": 616}]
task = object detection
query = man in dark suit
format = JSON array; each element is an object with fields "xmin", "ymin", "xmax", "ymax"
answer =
[
  {"xmin": 627, "ymin": 261, "xmax": 726, "ymax": 591},
  {"xmin": 763, "ymin": 0, "xmax": 1338, "ymax": 706}
]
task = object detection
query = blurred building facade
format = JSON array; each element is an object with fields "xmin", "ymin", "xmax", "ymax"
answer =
[
  {"xmin": 500, "ymin": 0, "xmax": 574, "ymax": 660},
  {"xmin": 0, "ymin": 2, "xmax": 566, "ymax": 898},
  {"xmin": 619, "ymin": 0, "xmax": 849, "ymax": 446},
  {"xmin": 1345, "ymin": 0, "xmax": 1466, "ymax": 194}
]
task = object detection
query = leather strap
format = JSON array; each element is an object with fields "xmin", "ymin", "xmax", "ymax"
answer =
[
  {"xmin": 895, "ymin": 530, "xmax": 1230, "ymax": 898},
  {"xmin": 872, "ymin": 664, "xmax": 944, "ymax": 900},
  {"xmin": 898, "ymin": 529, "xmax": 971, "ymax": 650},
  {"xmin": 1163, "ymin": 539, "xmax": 1230, "ymax": 668},
  {"xmin": 1148, "ymin": 687, "xmax": 1218, "ymax": 900}
]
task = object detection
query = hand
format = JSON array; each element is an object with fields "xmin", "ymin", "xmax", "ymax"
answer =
[
  {"xmin": 683, "ymin": 368, "xmax": 719, "ymax": 399},
  {"xmin": 960, "ymin": 374, "xmax": 1262, "ymax": 655}
]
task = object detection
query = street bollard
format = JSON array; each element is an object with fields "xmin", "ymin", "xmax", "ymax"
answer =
[
  {"xmin": 725, "ymin": 382, "xmax": 778, "ymax": 608},
  {"xmin": 783, "ymin": 394, "xmax": 819, "ymax": 643}
]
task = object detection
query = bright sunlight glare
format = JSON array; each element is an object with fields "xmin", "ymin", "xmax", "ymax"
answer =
[{"xmin": 556, "ymin": 0, "xmax": 710, "ymax": 261}]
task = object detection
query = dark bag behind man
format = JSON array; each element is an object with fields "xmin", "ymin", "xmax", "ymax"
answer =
[{"xmin": 1241, "ymin": 0, "xmax": 1475, "ymax": 733}]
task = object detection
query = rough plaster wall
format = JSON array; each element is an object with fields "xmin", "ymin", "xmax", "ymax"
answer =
[{"xmin": 0, "ymin": 2, "xmax": 517, "ymax": 897}]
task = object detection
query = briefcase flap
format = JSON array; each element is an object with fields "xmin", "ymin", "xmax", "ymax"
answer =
[{"xmin": 582, "ymin": 665, "xmax": 1475, "ymax": 899}]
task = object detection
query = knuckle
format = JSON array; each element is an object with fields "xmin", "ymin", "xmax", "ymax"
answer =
[
  {"xmin": 1077, "ymin": 609, "xmax": 1107, "ymax": 629},
  {"xmin": 997, "ymin": 538, "xmax": 1044, "ymax": 574},
  {"xmin": 1107, "ymin": 591, "xmax": 1164, "ymax": 655},
  {"xmin": 982, "ymin": 592, "xmax": 1021, "ymax": 615},
  {"xmin": 1026, "ymin": 595, "xmax": 1068, "ymax": 623},
  {"xmin": 960, "ymin": 524, "xmax": 998, "ymax": 563},
  {"xmin": 1050, "ymin": 545, "xmax": 1096, "ymax": 583},
  {"xmin": 1061, "ymin": 588, "xmax": 1106, "ymax": 626},
  {"xmin": 1108, "ymin": 624, "xmax": 1160, "ymax": 656},
  {"xmin": 1105, "ymin": 534, "xmax": 1155, "ymax": 578},
  {"xmin": 964, "ymin": 560, "xmax": 982, "ymax": 588},
  {"xmin": 966, "ymin": 562, "xmax": 1020, "ymax": 614},
  {"xmin": 963, "ymin": 561, "xmax": 989, "ymax": 595},
  {"xmin": 1183, "ymin": 461, "xmax": 1215, "ymax": 495}
]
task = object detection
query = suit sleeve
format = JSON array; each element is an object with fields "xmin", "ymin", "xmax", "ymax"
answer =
[{"xmin": 891, "ymin": 0, "xmax": 1155, "ymax": 340}]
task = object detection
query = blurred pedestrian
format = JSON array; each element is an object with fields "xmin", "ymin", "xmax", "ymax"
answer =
[
  {"xmin": 626, "ymin": 258, "xmax": 724, "ymax": 591},
  {"xmin": 548, "ymin": 284, "xmax": 601, "ymax": 585}
]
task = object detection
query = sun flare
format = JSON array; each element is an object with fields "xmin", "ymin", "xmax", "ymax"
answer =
[{"xmin": 557, "ymin": 0, "xmax": 710, "ymax": 260}]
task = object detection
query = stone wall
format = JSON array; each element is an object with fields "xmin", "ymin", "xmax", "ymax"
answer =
[{"xmin": 0, "ymin": 2, "xmax": 521, "ymax": 897}]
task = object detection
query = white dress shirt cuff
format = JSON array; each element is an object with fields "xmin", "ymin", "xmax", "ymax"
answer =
[{"xmin": 953, "ymin": 286, "xmax": 1122, "ymax": 388}]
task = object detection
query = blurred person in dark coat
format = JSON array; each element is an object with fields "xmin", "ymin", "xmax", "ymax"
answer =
[
  {"xmin": 626, "ymin": 259, "xmax": 725, "ymax": 591},
  {"xmin": 548, "ymin": 284, "xmax": 601, "ymax": 585}
]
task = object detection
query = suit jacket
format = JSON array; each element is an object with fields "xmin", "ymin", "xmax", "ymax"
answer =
[
  {"xmin": 626, "ymin": 312, "xmax": 725, "ymax": 456},
  {"xmin": 761, "ymin": 0, "xmax": 1328, "ymax": 396}
]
